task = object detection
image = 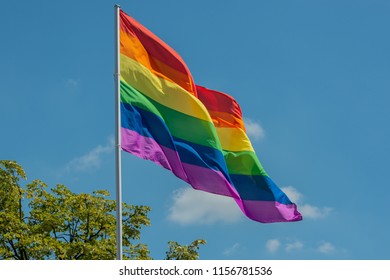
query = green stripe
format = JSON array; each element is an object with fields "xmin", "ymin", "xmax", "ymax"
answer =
[
  {"xmin": 223, "ymin": 150, "xmax": 268, "ymax": 176},
  {"xmin": 120, "ymin": 80, "xmax": 163, "ymax": 119},
  {"xmin": 121, "ymin": 80, "xmax": 268, "ymax": 177},
  {"xmin": 121, "ymin": 80, "xmax": 222, "ymax": 151}
]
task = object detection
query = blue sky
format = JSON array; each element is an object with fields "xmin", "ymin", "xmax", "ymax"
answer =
[{"xmin": 1, "ymin": 0, "xmax": 389, "ymax": 260}]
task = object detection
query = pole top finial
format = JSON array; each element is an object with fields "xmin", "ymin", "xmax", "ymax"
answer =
[{"xmin": 114, "ymin": 4, "xmax": 120, "ymax": 8}]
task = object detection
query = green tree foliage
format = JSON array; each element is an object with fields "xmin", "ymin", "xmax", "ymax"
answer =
[
  {"xmin": 166, "ymin": 239, "xmax": 207, "ymax": 260},
  {"xmin": 0, "ymin": 160, "xmax": 205, "ymax": 260}
]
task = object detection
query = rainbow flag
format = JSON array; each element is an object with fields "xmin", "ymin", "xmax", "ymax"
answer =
[{"xmin": 119, "ymin": 9, "xmax": 302, "ymax": 223}]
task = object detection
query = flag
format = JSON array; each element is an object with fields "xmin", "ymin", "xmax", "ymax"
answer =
[{"xmin": 119, "ymin": 9, "xmax": 302, "ymax": 223}]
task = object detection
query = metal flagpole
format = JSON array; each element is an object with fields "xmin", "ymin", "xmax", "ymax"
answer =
[{"xmin": 114, "ymin": 4, "xmax": 122, "ymax": 260}]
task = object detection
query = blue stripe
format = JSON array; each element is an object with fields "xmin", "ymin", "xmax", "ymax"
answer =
[
  {"xmin": 121, "ymin": 102, "xmax": 291, "ymax": 204},
  {"xmin": 121, "ymin": 102, "xmax": 233, "ymax": 184},
  {"xmin": 121, "ymin": 102, "xmax": 175, "ymax": 150},
  {"xmin": 172, "ymin": 137, "xmax": 232, "ymax": 185},
  {"xmin": 230, "ymin": 174, "xmax": 292, "ymax": 203}
]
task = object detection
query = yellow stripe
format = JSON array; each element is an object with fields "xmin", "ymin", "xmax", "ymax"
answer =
[
  {"xmin": 120, "ymin": 54, "xmax": 212, "ymax": 123},
  {"xmin": 216, "ymin": 127, "xmax": 254, "ymax": 152}
]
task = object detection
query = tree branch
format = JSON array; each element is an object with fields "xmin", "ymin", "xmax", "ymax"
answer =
[{"xmin": 8, "ymin": 239, "xmax": 20, "ymax": 260}]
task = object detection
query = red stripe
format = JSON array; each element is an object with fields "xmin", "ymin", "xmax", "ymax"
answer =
[
  {"xmin": 120, "ymin": 10, "xmax": 195, "ymax": 94},
  {"xmin": 196, "ymin": 85, "xmax": 243, "ymax": 117},
  {"xmin": 196, "ymin": 85, "xmax": 245, "ymax": 129}
]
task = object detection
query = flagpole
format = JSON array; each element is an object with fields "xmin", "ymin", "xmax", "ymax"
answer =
[{"xmin": 114, "ymin": 4, "xmax": 122, "ymax": 260}]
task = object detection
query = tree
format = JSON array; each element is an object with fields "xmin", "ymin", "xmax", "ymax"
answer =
[
  {"xmin": 0, "ymin": 160, "xmax": 205, "ymax": 260},
  {"xmin": 166, "ymin": 239, "xmax": 207, "ymax": 260}
]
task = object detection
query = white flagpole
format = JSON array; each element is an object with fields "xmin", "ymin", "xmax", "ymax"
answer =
[{"xmin": 114, "ymin": 4, "xmax": 122, "ymax": 260}]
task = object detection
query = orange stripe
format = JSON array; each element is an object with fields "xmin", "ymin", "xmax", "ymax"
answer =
[
  {"xmin": 120, "ymin": 10, "xmax": 189, "ymax": 74},
  {"xmin": 120, "ymin": 29, "xmax": 195, "ymax": 94},
  {"xmin": 207, "ymin": 110, "xmax": 246, "ymax": 130},
  {"xmin": 120, "ymin": 11, "xmax": 195, "ymax": 95}
]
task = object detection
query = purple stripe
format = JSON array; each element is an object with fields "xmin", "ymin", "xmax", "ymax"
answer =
[
  {"xmin": 181, "ymin": 162, "xmax": 240, "ymax": 199},
  {"xmin": 121, "ymin": 128, "xmax": 301, "ymax": 223},
  {"xmin": 238, "ymin": 200, "xmax": 303, "ymax": 223},
  {"xmin": 121, "ymin": 128, "xmax": 187, "ymax": 181},
  {"xmin": 180, "ymin": 164, "xmax": 301, "ymax": 222}
]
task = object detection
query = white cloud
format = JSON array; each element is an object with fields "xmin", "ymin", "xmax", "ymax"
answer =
[
  {"xmin": 266, "ymin": 239, "xmax": 303, "ymax": 254},
  {"xmin": 66, "ymin": 137, "xmax": 114, "ymax": 172},
  {"xmin": 244, "ymin": 118, "xmax": 265, "ymax": 140},
  {"xmin": 168, "ymin": 187, "xmax": 243, "ymax": 225},
  {"xmin": 266, "ymin": 239, "xmax": 281, "ymax": 253},
  {"xmin": 66, "ymin": 78, "xmax": 79, "ymax": 88},
  {"xmin": 282, "ymin": 186, "xmax": 332, "ymax": 219},
  {"xmin": 264, "ymin": 239, "xmax": 338, "ymax": 255},
  {"xmin": 299, "ymin": 204, "xmax": 333, "ymax": 219},
  {"xmin": 285, "ymin": 241, "xmax": 304, "ymax": 252},
  {"xmin": 282, "ymin": 186, "xmax": 303, "ymax": 203},
  {"xmin": 223, "ymin": 243, "xmax": 241, "ymax": 256},
  {"xmin": 318, "ymin": 242, "xmax": 336, "ymax": 254}
]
